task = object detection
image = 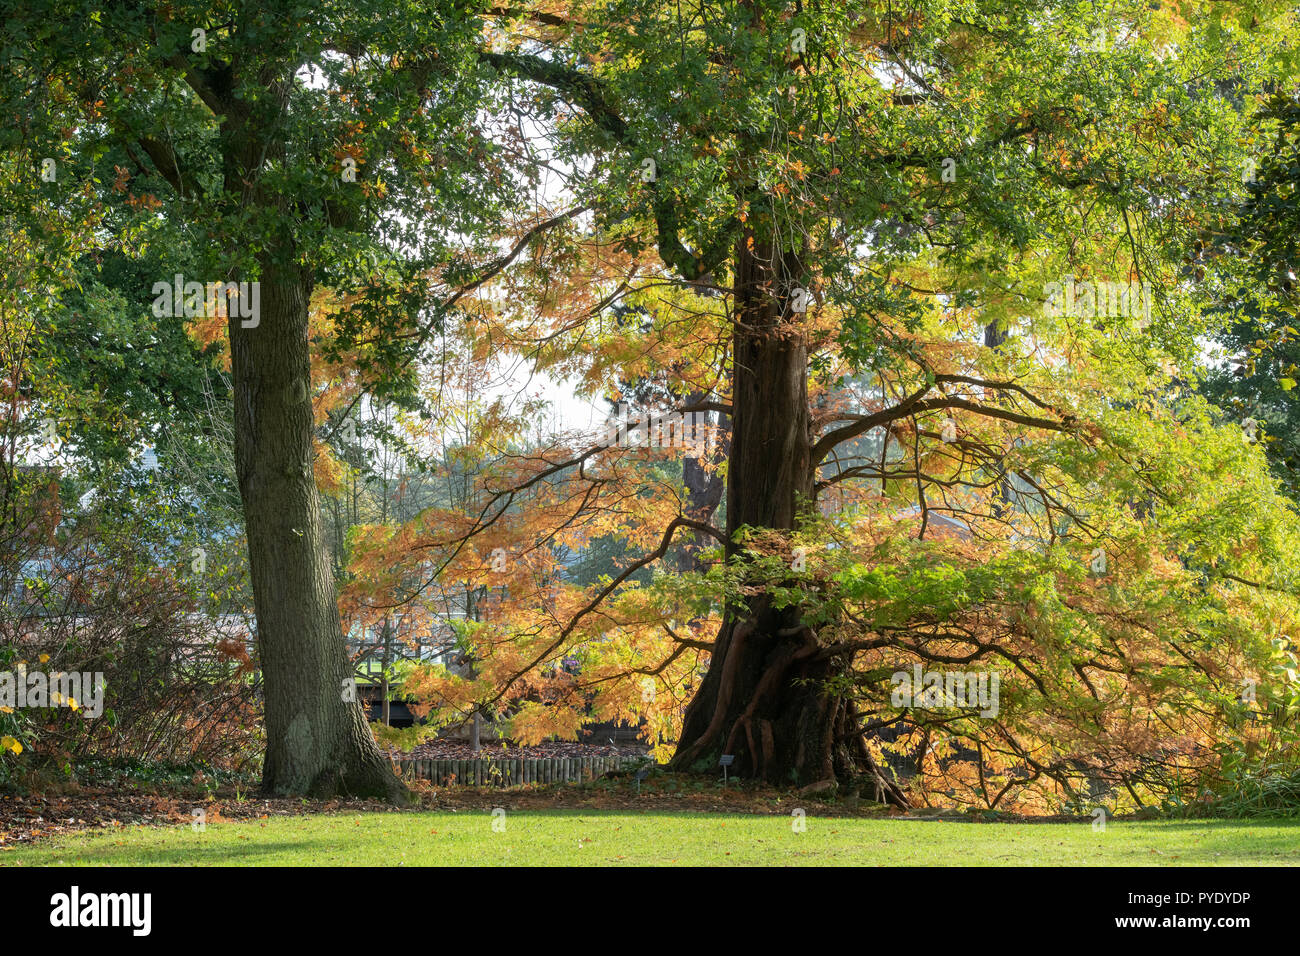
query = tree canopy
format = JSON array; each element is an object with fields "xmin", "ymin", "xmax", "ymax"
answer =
[{"xmin": 3, "ymin": 0, "xmax": 1299, "ymax": 811}]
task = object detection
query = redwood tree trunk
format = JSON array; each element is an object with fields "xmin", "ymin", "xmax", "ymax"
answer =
[
  {"xmin": 668, "ymin": 235, "xmax": 907, "ymax": 806},
  {"xmin": 228, "ymin": 261, "xmax": 406, "ymax": 801}
]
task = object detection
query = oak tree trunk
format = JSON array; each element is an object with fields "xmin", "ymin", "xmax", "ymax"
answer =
[{"xmin": 228, "ymin": 261, "xmax": 407, "ymax": 801}]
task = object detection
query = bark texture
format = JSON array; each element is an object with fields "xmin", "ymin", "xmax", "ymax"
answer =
[
  {"xmin": 668, "ymin": 236, "xmax": 908, "ymax": 806},
  {"xmin": 228, "ymin": 262, "xmax": 407, "ymax": 801}
]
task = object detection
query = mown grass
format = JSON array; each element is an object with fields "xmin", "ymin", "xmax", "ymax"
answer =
[{"xmin": 4, "ymin": 812, "xmax": 1299, "ymax": 866}]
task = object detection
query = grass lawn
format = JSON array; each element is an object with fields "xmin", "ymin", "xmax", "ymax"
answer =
[{"xmin": 3, "ymin": 812, "xmax": 1298, "ymax": 866}]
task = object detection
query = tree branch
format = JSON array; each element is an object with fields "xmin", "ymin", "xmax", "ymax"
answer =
[{"xmin": 479, "ymin": 50, "xmax": 733, "ymax": 281}]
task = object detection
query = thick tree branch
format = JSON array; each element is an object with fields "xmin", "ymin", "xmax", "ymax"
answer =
[
  {"xmin": 479, "ymin": 50, "xmax": 733, "ymax": 281},
  {"xmin": 812, "ymin": 385, "xmax": 1077, "ymax": 464}
]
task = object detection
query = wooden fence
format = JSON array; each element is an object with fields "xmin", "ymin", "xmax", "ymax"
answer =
[{"xmin": 394, "ymin": 756, "xmax": 647, "ymax": 787}]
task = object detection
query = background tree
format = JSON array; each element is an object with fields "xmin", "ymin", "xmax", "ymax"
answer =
[
  {"xmin": 1202, "ymin": 87, "xmax": 1300, "ymax": 495},
  {"xmin": 0, "ymin": 158, "xmax": 258, "ymax": 779}
]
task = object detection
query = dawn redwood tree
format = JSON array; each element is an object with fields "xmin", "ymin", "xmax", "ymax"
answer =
[
  {"xmin": 455, "ymin": 0, "xmax": 1300, "ymax": 797},
  {"xmin": 1, "ymin": 0, "xmax": 543, "ymax": 798}
]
